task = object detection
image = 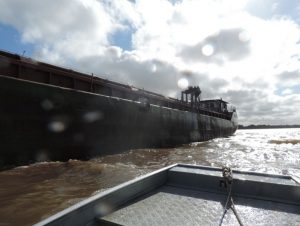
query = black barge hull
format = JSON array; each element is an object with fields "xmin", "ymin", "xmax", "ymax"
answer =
[{"xmin": 0, "ymin": 51, "xmax": 238, "ymax": 168}]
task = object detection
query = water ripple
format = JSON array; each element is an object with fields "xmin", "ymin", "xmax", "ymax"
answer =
[{"xmin": 0, "ymin": 128, "xmax": 300, "ymax": 225}]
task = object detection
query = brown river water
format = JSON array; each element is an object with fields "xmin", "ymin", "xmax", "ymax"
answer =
[{"xmin": 0, "ymin": 128, "xmax": 300, "ymax": 226}]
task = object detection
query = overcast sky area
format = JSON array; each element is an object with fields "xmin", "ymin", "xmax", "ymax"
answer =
[{"xmin": 0, "ymin": 0, "xmax": 300, "ymax": 125}]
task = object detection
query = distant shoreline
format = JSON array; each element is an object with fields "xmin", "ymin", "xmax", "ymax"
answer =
[{"xmin": 238, "ymin": 125, "xmax": 300, "ymax": 129}]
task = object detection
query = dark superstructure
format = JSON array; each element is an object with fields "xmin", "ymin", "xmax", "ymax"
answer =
[{"xmin": 0, "ymin": 50, "xmax": 238, "ymax": 168}]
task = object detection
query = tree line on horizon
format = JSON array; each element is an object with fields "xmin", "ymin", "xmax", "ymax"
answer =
[{"xmin": 238, "ymin": 124, "xmax": 300, "ymax": 129}]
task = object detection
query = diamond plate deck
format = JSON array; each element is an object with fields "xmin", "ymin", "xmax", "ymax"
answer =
[{"xmin": 100, "ymin": 185, "xmax": 300, "ymax": 226}]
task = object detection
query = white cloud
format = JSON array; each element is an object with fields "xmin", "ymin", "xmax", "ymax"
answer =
[
  {"xmin": 0, "ymin": 0, "xmax": 300, "ymax": 125},
  {"xmin": 0, "ymin": 0, "xmax": 122, "ymax": 60}
]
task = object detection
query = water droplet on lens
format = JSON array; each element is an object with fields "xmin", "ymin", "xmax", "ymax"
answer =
[
  {"xmin": 177, "ymin": 78, "xmax": 189, "ymax": 90},
  {"xmin": 83, "ymin": 111, "xmax": 103, "ymax": 123},
  {"xmin": 202, "ymin": 44, "xmax": 214, "ymax": 56},
  {"xmin": 41, "ymin": 99, "xmax": 54, "ymax": 110},
  {"xmin": 35, "ymin": 150, "xmax": 49, "ymax": 162},
  {"xmin": 238, "ymin": 30, "xmax": 250, "ymax": 42},
  {"xmin": 48, "ymin": 121, "xmax": 66, "ymax": 132},
  {"xmin": 94, "ymin": 203, "xmax": 112, "ymax": 215},
  {"xmin": 151, "ymin": 64, "xmax": 157, "ymax": 73}
]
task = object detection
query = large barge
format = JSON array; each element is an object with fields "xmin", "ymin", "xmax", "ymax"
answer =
[{"xmin": 0, "ymin": 50, "xmax": 238, "ymax": 168}]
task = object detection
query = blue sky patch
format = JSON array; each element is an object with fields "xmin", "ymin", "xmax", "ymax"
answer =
[
  {"xmin": 246, "ymin": 0, "xmax": 300, "ymax": 22},
  {"xmin": 110, "ymin": 28, "xmax": 132, "ymax": 51},
  {"xmin": 276, "ymin": 84, "xmax": 300, "ymax": 95},
  {"xmin": 0, "ymin": 23, "xmax": 33, "ymax": 56},
  {"xmin": 168, "ymin": 0, "xmax": 182, "ymax": 5},
  {"xmin": 292, "ymin": 85, "xmax": 300, "ymax": 94}
]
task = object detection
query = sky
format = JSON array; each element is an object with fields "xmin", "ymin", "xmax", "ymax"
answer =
[{"xmin": 0, "ymin": 0, "xmax": 300, "ymax": 125}]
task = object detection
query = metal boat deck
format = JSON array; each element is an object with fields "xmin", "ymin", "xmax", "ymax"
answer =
[
  {"xmin": 35, "ymin": 164, "xmax": 300, "ymax": 226},
  {"xmin": 99, "ymin": 185, "xmax": 299, "ymax": 225}
]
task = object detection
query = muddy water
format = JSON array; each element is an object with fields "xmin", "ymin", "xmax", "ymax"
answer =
[{"xmin": 0, "ymin": 129, "xmax": 300, "ymax": 226}]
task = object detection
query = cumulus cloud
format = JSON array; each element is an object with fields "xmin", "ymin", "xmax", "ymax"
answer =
[
  {"xmin": 0, "ymin": 0, "xmax": 131, "ymax": 62},
  {"xmin": 276, "ymin": 70, "xmax": 300, "ymax": 87},
  {"xmin": 179, "ymin": 28, "xmax": 251, "ymax": 64},
  {"xmin": 75, "ymin": 50, "xmax": 182, "ymax": 97},
  {"xmin": 1, "ymin": 0, "xmax": 300, "ymax": 125}
]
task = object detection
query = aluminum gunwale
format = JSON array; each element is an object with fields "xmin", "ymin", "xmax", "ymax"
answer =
[{"xmin": 34, "ymin": 164, "xmax": 178, "ymax": 226}]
